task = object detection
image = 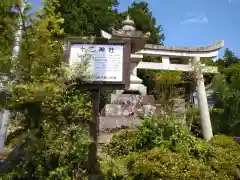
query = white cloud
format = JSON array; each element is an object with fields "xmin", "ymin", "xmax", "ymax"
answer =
[{"xmin": 180, "ymin": 12, "xmax": 208, "ymax": 25}]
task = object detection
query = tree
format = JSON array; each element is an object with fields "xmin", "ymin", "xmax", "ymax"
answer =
[
  {"xmin": 55, "ymin": 0, "xmax": 120, "ymax": 36},
  {"xmin": 0, "ymin": 0, "xmax": 18, "ymax": 73},
  {"xmin": 0, "ymin": 0, "xmax": 92, "ymax": 179},
  {"xmin": 211, "ymin": 61, "xmax": 240, "ymax": 136},
  {"xmin": 126, "ymin": 1, "xmax": 164, "ymax": 44},
  {"xmin": 223, "ymin": 48, "xmax": 239, "ymax": 67}
]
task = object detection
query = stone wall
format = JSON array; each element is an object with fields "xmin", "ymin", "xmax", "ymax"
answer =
[{"xmin": 99, "ymin": 116, "xmax": 141, "ymax": 133}]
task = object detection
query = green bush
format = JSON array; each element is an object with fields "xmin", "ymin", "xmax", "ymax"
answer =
[
  {"xmin": 186, "ymin": 107, "xmax": 201, "ymax": 137},
  {"xmin": 102, "ymin": 130, "xmax": 138, "ymax": 157},
  {"xmin": 211, "ymin": 134, "xmax": 240, "ymax": 150},
  {"xmin": 103, "ymin": 117, "xmax": 186, "ymax": 157},
  {"xmin": 101, "ymin": 148, "xmax": 224, "ymax": 180},
  {"xmin": 102, "ymin": 117, "xmax": 240, "ymax": 180},
  {"xmin": 209, "ymin": 135, "xmax": 240, "ymax": 179},
  {"xmin": 135, "ymin": 117, "xmax": 185, "ymax": 150}
]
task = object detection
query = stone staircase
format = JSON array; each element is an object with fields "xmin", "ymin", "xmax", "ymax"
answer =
[
  {"xmin": 99, "ymin": 92, "xmax": 156, "ymax": 143},
  {"xmin": 99, "ymin": 90, "xmax": 186, "ymax": 143}
]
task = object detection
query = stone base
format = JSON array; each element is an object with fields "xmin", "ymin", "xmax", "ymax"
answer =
[
  {"xmin": 111, "ymin": 93, "xmax": 141, "ymax": 104},
  {"xmin": 143, "ymin": 104, "xmax": 156, "ymax": 116},
  {"xmin": 114, "ymin": 84, "xmax": 147, "ymax": 96},
  {"xmin": 99, "ymin": 116, "xmax": 141, "ymax": 133},
  {"xmin": 101, "ymin": 104, "xmax": 123, "ymax": 116},
  {"xmin": 129, "ymin": 83, "xmax": 147, "ymax": 96}
]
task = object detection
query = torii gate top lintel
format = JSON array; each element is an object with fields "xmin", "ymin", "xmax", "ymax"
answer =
[
  {"xmin": 144, "ymin": 40, "xmax": 224, "ymax": 53},
  {"xmin": 137, "ymin": 40, "xmax": 224, "ymax": 58}
]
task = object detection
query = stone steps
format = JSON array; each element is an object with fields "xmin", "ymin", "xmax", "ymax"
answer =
[{"xmin": 99, "ymin": 116, "xmax": 141, "ymax": 133}]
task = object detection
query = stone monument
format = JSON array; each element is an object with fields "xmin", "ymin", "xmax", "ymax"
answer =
[{"xmin": 99, "ymin": 16, "xmax": 156, "ymax": 143}]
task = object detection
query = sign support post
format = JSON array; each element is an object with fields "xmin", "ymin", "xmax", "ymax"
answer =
[
  {"xmin": 65, "ymin": 37, "xmax": 131, "ymax": 180},
  {"xmin": 88, "ymin": 88, "xmax": 100, "ymax": 180}
]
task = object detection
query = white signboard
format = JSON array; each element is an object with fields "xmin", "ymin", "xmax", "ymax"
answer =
[{"xmin": 69, "ymin": 44, "xmax": 123, "ymax": 82}]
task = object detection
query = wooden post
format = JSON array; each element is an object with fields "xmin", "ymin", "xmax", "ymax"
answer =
[
  {"xmin": 88, "ymin": 88, "xmax": 100, "ymax": 180},
  {"xmin": 193, "ymin": 57, "xmax": 213, "ymax": 141}
]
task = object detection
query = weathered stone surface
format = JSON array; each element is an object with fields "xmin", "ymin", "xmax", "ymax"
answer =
[
  {"xmin": 99, "ymin": 116, "xmax": 141, "ymax": 133},
  {"xmin": 142, "ymin": 95, "xmax": 155, "ymax": 105},
  {"xmin": 102, "ymin": 104, "xmax": 123, "ymax": 116},
  {"xmin": 172, "ymin": 98, "xmax": 185, "ymax": 115},
  {"xmin": 108, "ymin": 94, "xmax": 157, "ymax": 117},
  {"xmin": 111, "ymin": 28, "xmax": 150, "ymax": 39},
  {"xmin": 0, "ymin": 110, "xmax": 10, "ymax": 153},
  {"xmin": 129, "ymin": 83, "xmax": 147, "ymax": 96},
  {"xmin": 193, "ymin": 89, "xmax": 215, "ymax": 109},
  {"xmin": 154, "ymin": 98, "xmax": 186, "ymax": 118},
  {"xmin": 110, "ymin": 94, "xmax": 142, "ymax": 116},
  {"xmin": 142, "ymin": 104, "xmax": 156, "ymax": 116},
  {"xmin": 144, "ymin": 40, "xmax": 224, "ymax": 52},
  {"xmin": 111, "ymin": 94, "xmax": 141, "ymax": 104}
]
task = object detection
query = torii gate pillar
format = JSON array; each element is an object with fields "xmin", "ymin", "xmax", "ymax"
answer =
[{"xmin": 193, "ymin": 57, "xmax": 213, "ymax": 141}]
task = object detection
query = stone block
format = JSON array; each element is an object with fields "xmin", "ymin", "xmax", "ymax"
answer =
[
  {"xmin": 142, "ymin": 104, "xmax": 156, "ymax": 116},
  {"xmin": 110, "ymin": 94, "xmax": 143, "ymax": 116},
  {"xmin": 102, "ymin": 104, "xmax": 123, "ymax": 116},
  {"xmin": 129, "ymin": 83, "xmax": 147, "ymax": 96},
  {"xmin": 142, "ymin": 95, "xmax": 155, "ymax": 105},
  {"xmin": 99, "ymin": 116, "xmax": 141, "ymax": 133},
  {"xmin": 111, "ymin": 94, "xmax": 141, "ymax": 104}
]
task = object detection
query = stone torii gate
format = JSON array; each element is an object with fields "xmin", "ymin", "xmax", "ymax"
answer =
[
  {"xmin": 136, "ymin": 42, "xmax": 223, "ymax": 142},
  {"xmin": 101, "ymin": 16, "xmax": 224, "ymax": 141}
]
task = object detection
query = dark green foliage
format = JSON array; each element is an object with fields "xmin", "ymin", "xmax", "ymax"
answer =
[
  {"xmin": 102, "ymin": 117, "xmax": 240, "ymax": 179},
  {"xmin": 0, "ymin": 0, "xmax": 18, "ymax": 73},
  {"xmin": 55, "ymin": 0, "xmax": 119, "ymax": 36},
  {"xmin": 127, "ymin": 2, "xmax": 164, "ymax": 44},
  {"xmin": 223, "ymin": 48, "xmax": 239, "ymax": 67},
  {"xmin": 106, "ymin": 148, "xmax": 219, "ymax": 180},
  {"xmin": 211, "ymin": 49, "xmax": 240, "ymax": 136},
  {"xmin": 0, "ymin": 1, "xmax": 91, "ymax": 179},
  {"xmin": 103, "ymin": 117, "xmax": 185, "ymax": 157},
  {"xmin": 103, "ymin": 130, "xmax": 137, "ymax": 157},
  {"xmin": 212, "ymin": 65, "xmax": 240, "ymax": 136},
  {"xmin": 186, "ymin": 107, "xmax": 201, "ymax": 137}
]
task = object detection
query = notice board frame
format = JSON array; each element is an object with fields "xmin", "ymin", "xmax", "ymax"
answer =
[{"xmin": 64, "ymin": 36, "xmax": 131, "ymax": 89}]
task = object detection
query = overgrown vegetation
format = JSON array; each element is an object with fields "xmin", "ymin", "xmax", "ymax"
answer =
[
  {"xmin": 101, "ymin": 117, "xmax": 240, "ymax": 179},
  {"xmin": 0, "ymin": 0, "xmax": 91, "ymax": 179},
  {"xmin": 0, "ymin": 0, "xmax": 240, "ymax": 179}
]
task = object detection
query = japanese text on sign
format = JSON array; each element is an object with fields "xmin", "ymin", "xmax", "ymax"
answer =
[{"xmin": 69, "ymin": 44, "xmax": 123, "ymax": 82}]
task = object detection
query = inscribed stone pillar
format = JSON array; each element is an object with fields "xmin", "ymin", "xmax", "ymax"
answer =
[
  {"xmin": 193, "ymin": 57, "xmax": 213, "ymax": 141},
  {"xmin": 0, "ymin": 110, "xmax": 10, "ymax": 153}
]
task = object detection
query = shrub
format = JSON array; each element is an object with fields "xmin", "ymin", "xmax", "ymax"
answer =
[
  {"xmin": 102, "ymin": 118, "xmax": 240, "ymax": 180},
  {"xmin": 211, "ymin": 134, "xmax": 240, "ymax": 150},
  {"xmin": 101, "ymin": 148, "xmax": 224, "ymax": 180},
  {"xmin": 102, "ymin": 130, "xmax": 137, "ymax": 157},
  {"xmin": 103, "ymin": 116, "xmax": 187, "ymax": 157},
  {"xmin": 208, "ymin": 135, "xmax": 240, "ymax": 179}
]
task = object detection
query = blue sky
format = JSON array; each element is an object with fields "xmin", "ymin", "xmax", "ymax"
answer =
[{"xmin": 30, "ymin": 0, "xmax": 240, "ymax": 57}]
